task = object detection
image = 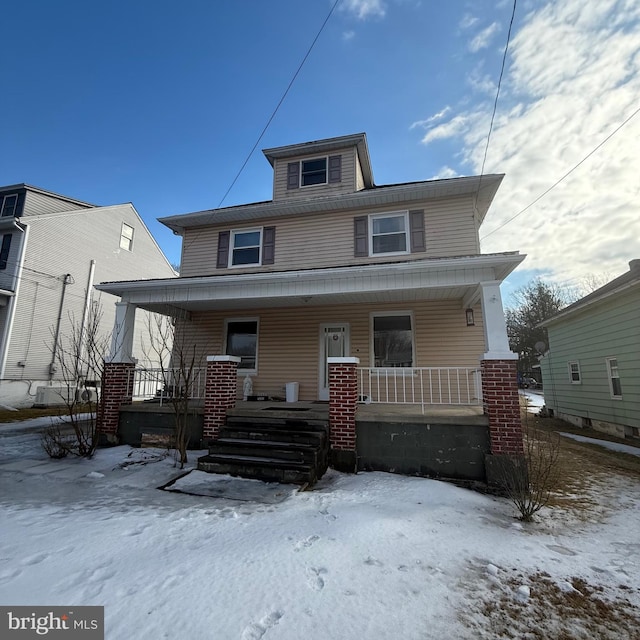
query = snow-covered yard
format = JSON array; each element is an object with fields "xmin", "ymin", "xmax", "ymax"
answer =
[{"xmin": 0, "ymin": 419, "xmax": 639, "ymax": 639}]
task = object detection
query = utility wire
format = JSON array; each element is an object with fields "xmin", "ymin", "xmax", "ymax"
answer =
[
  {"xmin": 215, "ymin": 0, "xmax": 341, "ymax": 210},
  {"xmin": 481, "ymin": 103, "xmax": 640, "ymax": 240},
  {"xmin": 474, "ymin": 0, "xmax": 517, "ymax": 204}
]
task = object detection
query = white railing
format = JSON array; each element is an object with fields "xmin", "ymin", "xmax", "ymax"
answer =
[
  {"xmin": 358, "ymin": 367, "xmax": 482, "ymax": 410},
  {"xmin": 129, "ymin": 368, "xmax": 206, "ymax": 405}
]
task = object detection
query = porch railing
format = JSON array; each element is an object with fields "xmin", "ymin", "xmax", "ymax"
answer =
[
  {"xmin": 128, "ymin": 367, "xmax": 206, "ymax": 405},
  {"xmin": 357, "ymin": 367, "xmax": 482, "ymax": 410}
]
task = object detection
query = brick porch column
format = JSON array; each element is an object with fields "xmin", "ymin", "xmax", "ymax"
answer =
[
  {"xmin": 203, "ymin": 355, "xmax": 240, "ymax": 441},
  {"xmin": 97, "ymin": 361, "xmax": 135, "ymax": 443},
  {"xmin": 328, "ymin": 357, "xmax": 359, "ymax": 472},
  {"xmin": 481, "ymin": 358, "xmax": 524, "ymax": 456}
]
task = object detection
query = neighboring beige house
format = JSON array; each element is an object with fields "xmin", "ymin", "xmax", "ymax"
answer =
[
  {"xmin": 0, "ymin": 184, "xmax": 176, "ymax": 408},
  {"xmin": 97, "ymin": 133, "xmax": 523, "ymax": 402}
]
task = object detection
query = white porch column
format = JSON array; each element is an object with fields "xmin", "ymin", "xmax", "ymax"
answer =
[
  {"xmin": 107, "ymin": 301, "xmax": 137, "ymax": 363},
  {"xmin": 479, "ymin": 282, "xmax": 517, "ymax": 361}
]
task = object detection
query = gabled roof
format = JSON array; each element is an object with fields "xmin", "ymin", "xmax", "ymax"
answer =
[
  {"xmin": 541, "ymin": 259, "xmax": 640, "ymax": 327},
  {"xmin": 263, "ymin": 132, "xmax": 374, "ymax": 188},
  {"xmin": 158, "ymin": 173, "xmax": 504, "ymax": 234}
]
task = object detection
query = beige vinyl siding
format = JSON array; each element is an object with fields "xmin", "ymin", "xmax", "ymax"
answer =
[
  {"xmin": 4, "ymin": 204, "xmax": 175, "ymax": 382},
  {"xmin": 272, "ymin": 147, "xmax": 357, "ymax": 201},
  {"xmin": 177, "ymin": 299, "xmax": 485, "ymax": 401},
  {"xmin": 181, "ymin": 194, "xmax": 480, "ymax": 277},
  {"xmin": 23, "ymin": 191, "xmax": 91, "ymax": 217}
]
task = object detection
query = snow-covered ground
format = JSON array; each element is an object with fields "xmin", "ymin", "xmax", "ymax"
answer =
[{"xmin": 0, "ymin": 423, "xmax": 638, "ymax": 639}]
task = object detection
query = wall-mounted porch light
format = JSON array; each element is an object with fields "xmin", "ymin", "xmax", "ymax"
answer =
[{"xmin": 465, "ymin": 308, "xmax": 475, "ymax": 326}]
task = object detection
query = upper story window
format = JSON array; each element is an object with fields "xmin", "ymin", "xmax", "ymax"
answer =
[
  {"xmin": 301, "ymin": 158, "xmax": 327, "ymax": 186},
  {"xmin": 606, "ymin": 357, "xmax": 622, "ymax": 398},
  {"xmin": 370, "ymin": 212, "xmax": 409, "ymax": 256},
  {"xmin": 0, "ymin": 234, "xmax": 12, "ymax": 270},
  {"xmin": 120, "ymin": 223, "xmax": 134, "ymax": 251},
  {"xmin": 1, "ymin": 194, "xmax": 18, "ymax": 217},
  {"xmin": 568, "ymin": 361, "xmax": 581, "ymax": 384},
  {"xmin": 354, "ymin": 210, "xmax": 425, "ymax": 258},
  {"xmin": 230, "ymin": 229, "xmax": 262, "ymax": 267}
]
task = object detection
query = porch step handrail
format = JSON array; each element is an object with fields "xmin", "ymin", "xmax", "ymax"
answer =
[
  {"xmin": 357, "ymin": 367, "xmax": 482, "ymax": 410},
  {"xmin": 128, "ymin": 367, "xmax": 206, "ymax": 405}
]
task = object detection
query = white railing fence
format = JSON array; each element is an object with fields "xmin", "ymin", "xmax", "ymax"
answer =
[
  {"xmin": 358, "ymin": 367, "xmax": 482, "ymax": 410},
  {"xmin": 128, "ymin": 367, "xmax": 206, "ymax": 405}
]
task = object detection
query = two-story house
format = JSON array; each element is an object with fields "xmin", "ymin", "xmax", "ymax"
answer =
[
  {"xmin": 0, "ymin": 184, "xmax": 176, "ymax": 408},
  {"xmin": 96, "ymin": 133, "xmax": 525, "ymax": 482}
]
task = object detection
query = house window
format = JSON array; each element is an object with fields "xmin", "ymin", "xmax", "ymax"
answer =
[
  {"xmin": 225, "ymin": 319, "xmax": 258, "ymax": 372},
  {"xmin": 606, "ymin": 357, "xmax": 622, "ymax": 398},
  {"xmin": 370, "ymin": 212, "xmax": 409, "ymax": 255},
  {"xmin": 568, "ymin": 361, "xmax": 581, "ymax": 384},
  {"xmin": 1, "ymin": 194, "xmax": 18, "ymax": 217},
  {"xmin": 230, "ymin": 229, "xmax": 262, "ymax": 267},
  {"xmin": 120, "ymin": 223, "xmax": 134, "ymax": 251},
  {"xmin": 0, "ymin": 234, "xmax": 11, "ymax": 270},
  {"xmin": 301, "ymin": 157, "xmax": 327, "ymax": 186},
  {"xmin": 372, "ymin": 313, "xmax": 414, "ymax": 367}
]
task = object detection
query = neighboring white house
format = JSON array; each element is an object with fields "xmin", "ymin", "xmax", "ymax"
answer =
[{"xmin": 0, "ymin": 184, "xmax": 176, "ymax": 408}]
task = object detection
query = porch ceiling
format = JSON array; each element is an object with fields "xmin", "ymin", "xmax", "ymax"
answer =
[{"xmin": 96, "ymin": 253, "xmax": 525, "ymax": 315}]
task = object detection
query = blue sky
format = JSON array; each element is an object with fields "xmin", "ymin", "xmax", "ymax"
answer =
[{"xmin": 3, "ymin": 0, "xmax": 639, "ymax": 302}]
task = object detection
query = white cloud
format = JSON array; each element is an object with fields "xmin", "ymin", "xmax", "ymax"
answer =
[
  {"xmin": 343, "ymin": 30, "xmax": 356, "ymax": 41},
  {"xmin": 431, "ymin": 166, "xmax": 460, "ymax": 179},
  {"xmin": 341, "ymin": 0, "xmax": 386, "ymax": 20},
  {"xmin": 413, "ymin": 0, "xmax": 640, "ymax": 286},
  {"xmin": 410, "ymin": 106, "xmax": 451, "ymax": 129},
  {"xmin": 469, "ymin": 22, "xmax": 500, "ymax": 53},
  {"xmin": 459, "ymin": 13, "xmax": 479, "ymax": 30}
]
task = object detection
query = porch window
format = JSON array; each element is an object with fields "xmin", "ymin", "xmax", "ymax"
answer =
[
  {"xmin": 568, "ymin": 361, "xmax": 581, "ymax": 384},
  {"xmin": 605, "ymin": 357, "xmax": 622, "ymax": 398},
  {"xmin": 225, "ymin": 319, "xmax": 258, "ymax": 372},
  {"xmin": 372, "ymin": 313, "xmax": 414, "ymax": 367},
  {"xmin": 230, "ymin": 229, "xmax": 262, "ymax": 267},
  {"xmin": 369, "ymin": 212, "xmax": 409, "ymax": 255},
  {"xmin": 301, "ymin": 157, "xmax": 327, "ymax": 186}
]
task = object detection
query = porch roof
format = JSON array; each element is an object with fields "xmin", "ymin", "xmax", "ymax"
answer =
[{"xmin": 95, "ymin": 252, "xmax": 525, "ymax": 315}]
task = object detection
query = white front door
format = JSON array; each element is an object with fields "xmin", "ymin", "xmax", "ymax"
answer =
[{"xmin": 319, "ymin": 323, "xmax": 349, "ymax": 401}]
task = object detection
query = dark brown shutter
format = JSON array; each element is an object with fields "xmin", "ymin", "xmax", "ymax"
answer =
[
  {"xmin": 328, "ymin": 155, "xmax": 342, "ymax": 183},
  {"xmin": 262, "ymin": 226, "xmax": 275, "ymax": 265},
  {"xmin": 409, "ymin": 209, "xmax": 426, "ymax": 253},
  {"xmin": 287, "ymin": 162, "xmax": 300, "ymax": 190},
  {"xmin": 216, "ymin": 230, "xmax": 230, "ymax": 268},
  {"xmin": 354, "ymin": 216, "xmax": 368, "ymax": 257}
]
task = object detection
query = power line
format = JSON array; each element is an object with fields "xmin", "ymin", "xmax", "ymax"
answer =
[
  {"xmin": 474, "ymin": 0, "xmax": 517, "ymax": 205},
  {"xmin": 481, "ymin": 103, "xmax": 640, "ymax": 240}
]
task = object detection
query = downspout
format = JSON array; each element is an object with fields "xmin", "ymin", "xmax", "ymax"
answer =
[
  {"xmin": 75, "ymin": 259, "xmax": 96, "ymax": 381},
  {"xmin": 0, "ymin": 221, "xmax": 29, "ymax": 380},
  {"xmin": 49, "ymin": 273, "xmax": 73, "ymax": 380}
]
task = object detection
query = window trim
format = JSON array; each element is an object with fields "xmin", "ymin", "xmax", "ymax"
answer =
[
  {"xmin": 605, "ymin": 357, "xmax": 623, "ymax": 399},
  {"xmin": 224, "ymin": 317, "xmax": 259, "ymax": 374},
  {"xmin": 1, "ymin": 194, "xmax": 18, "ymax": 218},
  {"xmin": 120, "ymin": 222, "xmax": 134, "ymax": 251},
  {"xmin": 568, "ymin": 361, "xmax": 581, "ymax": 384},
  {"xmin": 369, "ymin": 211, "xmax": 410, "ymax": 257},
  {"xmin": 228, "ymin": 228, "xmax": 263, "ymax": 268},
  {"xmin": 300, "ymin": 156, "xmax": 328, "ymax": 188},
  {"xmin": 370, "ymin": 311, "xmax": 416, "ymax": 369}
]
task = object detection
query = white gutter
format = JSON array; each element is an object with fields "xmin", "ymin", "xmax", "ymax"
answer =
[
  {"xmin": 76, "ymin": 259, "xmax": 96, "ymax": 380},
  {"xmin": 0, "ymin": 221, "xmax": 29, "ymax": 379}
]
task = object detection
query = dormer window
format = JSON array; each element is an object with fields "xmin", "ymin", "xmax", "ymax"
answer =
[
  {"xmin": 1, "ymin": 194, "xmax": 18, "ymax": 217},
  {"xmin": 301, "ymin": 158, "xmax": 327, "ymax": 186}
]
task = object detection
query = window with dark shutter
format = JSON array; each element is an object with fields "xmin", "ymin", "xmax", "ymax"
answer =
[
  {"xmin": 409, "ymin": 210, "xmax": 426, "ymax": 253},
  {"xmin": 328, "ymin": 155, "xmax": 342, "ymax": 183},
  {"xmin": 354, "ymin": 216, "xmax": 368, "ymax": 257},
  {"xmin": 0, "ymin": 234, "xmax": 12, "ymax": 270},
  {"xmin": 287, "ymin": 162, "xmax": 300, "ymax": 190},
  {"xmin": 217, "ymin": 230, "xmax": 230, "ymax": 269},
  {"xmin": 262, "ymin": 227, "xmax": 276, "ymax": 265}
]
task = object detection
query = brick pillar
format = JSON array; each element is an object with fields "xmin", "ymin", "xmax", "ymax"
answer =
[
  {"xmin": 203, "ymin": 356, "xmax": 240, "ymax": 441},
  {"xmin": 97, "ymin": 361, "xmax": 135, "ymax": 443},
  {"xmin": 328, "ymin": 357, "xmax": 359, "ymax": 472},
  {"xmin": 481, "ymin": 359, "xmax": 524, "ymax": 456}
]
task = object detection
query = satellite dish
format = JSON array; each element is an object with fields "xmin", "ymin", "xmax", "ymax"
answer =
[{"xmin": 534, "ymin": 341, "xmax": 546, "ymax": 354}]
